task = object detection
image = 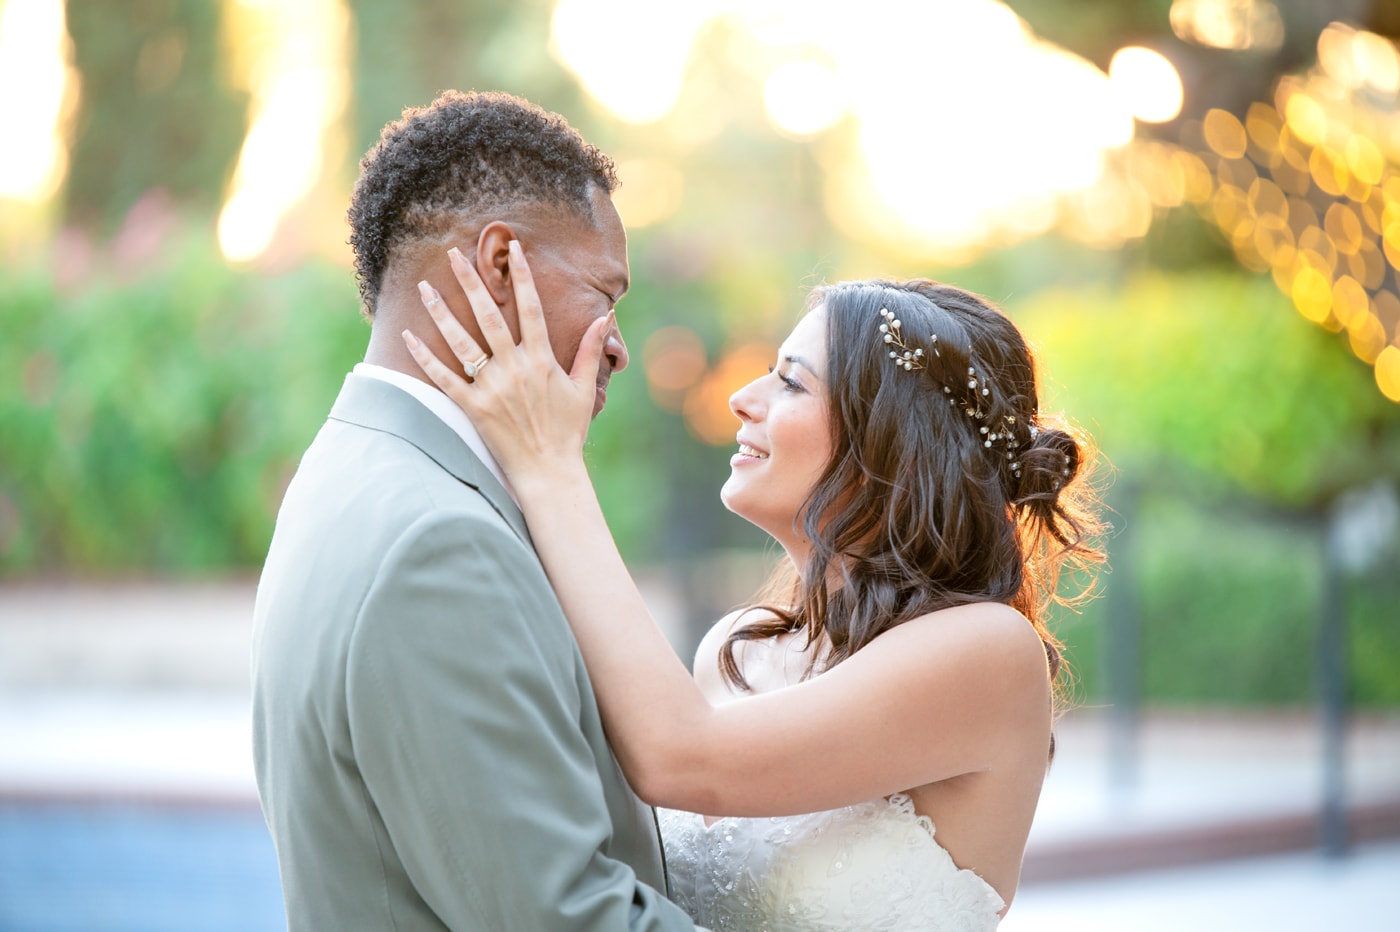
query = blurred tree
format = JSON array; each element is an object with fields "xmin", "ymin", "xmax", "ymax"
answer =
[
  {"xmin": 1008, "ymin": 0, "xmax": 1396, "ymax": 122},
  {"xmin": 1022, "ymin": 270, "xmax": 1400, "ymax": 508},
  {"xmin": 0, "ymin": 230, "xmax": 364, "ymax": 574},
  {"xmin": 63, "ymin": 0, "xmax": 244, "ymax": 231},
  {"xmin": 346, "ymin": 0, "xmax": 590, "ymax": 159}
]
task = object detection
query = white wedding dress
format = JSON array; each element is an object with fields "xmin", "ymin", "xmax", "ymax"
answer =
[{"xmin": 658, "ymin": 792, "xmax": 1004, "ymax": 931}]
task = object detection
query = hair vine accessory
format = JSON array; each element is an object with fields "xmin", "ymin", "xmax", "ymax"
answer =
[
  {"xmin": 878, "ymin": 307, "xmax": 933, "ymax": 371},
  {"xmin": 953, "ymin": 358, "xmax": 1033, "ymax": 480}
]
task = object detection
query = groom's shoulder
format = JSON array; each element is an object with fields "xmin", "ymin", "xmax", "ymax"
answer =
[
  {"xmin": 271, "ymin": 414, "xmax": 509, "ymax": 561},
  {"xmin": 302, "ymin": 413, "xmax": 479, "ymax": 501}
]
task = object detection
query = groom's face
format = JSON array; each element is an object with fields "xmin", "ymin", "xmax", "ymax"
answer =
[{"xmin": 522, "ymin": 187, "xmax": 631, "ymax": 418}]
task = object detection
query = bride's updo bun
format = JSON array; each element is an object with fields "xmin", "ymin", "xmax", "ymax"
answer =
[
  {"xmin": 722, "ymin": 279, "xmax": 1106, "ymax": 716},
  {"xmin": 1012, "ymin": 422, "xmax": 1082, "ymax": 519}
]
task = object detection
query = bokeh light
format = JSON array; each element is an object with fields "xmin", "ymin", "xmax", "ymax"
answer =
[
  {"xmin": 217, "ymin": 0, "xmax": 351, "ymax": 264},
  {"xmin": 1173, "ymin": 22, "xmax": 1400, "ymax": 399},
  {"xmin": 1169, "ymin": 0, "xmax": 1284, "ymax": 51},
  {"xmin": 1377, "ymin": 343, "xmax": 1400, "ymax": 401},
  {"xmin": 0, "ymin": 0, "xmax": 78, "ymax": 203},
  {"xmin": 1109, "ymin": 46, "xmax": 1184, "ymax": 124},
  {"xmin": 1319, "ymin": 21, "xmax": 1400, "ymax": 95},
  {"xmin": 643, "ymin": 326, "xmax": 708, "ymax": 412},
  {"xmin": 682, "ymin": 342, "xmax": 775, "ymax": 446}
]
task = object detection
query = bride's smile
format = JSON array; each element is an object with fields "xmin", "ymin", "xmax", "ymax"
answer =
[{"xmin": 719, "ymin": 307, "xmax": 833, "ymax": 554}]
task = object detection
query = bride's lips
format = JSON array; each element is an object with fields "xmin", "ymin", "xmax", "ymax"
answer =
[{"xmin": 730, "ymin": 437, "xmax": 770, "ymax": 467}]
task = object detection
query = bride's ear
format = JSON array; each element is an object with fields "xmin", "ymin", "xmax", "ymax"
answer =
[{"xmin": 474, "ymin": 222, "xmax": 516, "ymax": 308}]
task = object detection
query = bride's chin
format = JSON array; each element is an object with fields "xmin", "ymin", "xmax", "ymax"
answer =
[
  {"xmin": 720, "ymin": 486, "xmax": 789, "ymax": 544},
  {"xmin": 719, "ymin": 480, "xmax": 759, "ymax": 524},
  {"xmin": 719, "ymin": 479, "xmax": 741, "ymax": 516}
]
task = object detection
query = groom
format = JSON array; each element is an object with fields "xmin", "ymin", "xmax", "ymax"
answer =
[{"xmin": 252, "ymin": 91, "xmax": 697, "ymax": 930}]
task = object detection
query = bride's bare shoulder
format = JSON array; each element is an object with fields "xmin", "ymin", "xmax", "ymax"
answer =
[{"xmin": 692, "ymin": 606, "xmax": 781, "ymax": 701}]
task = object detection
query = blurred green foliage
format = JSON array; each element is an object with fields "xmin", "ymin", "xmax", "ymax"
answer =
[
  {"xmin": 0, "ymin": 230, "xmax": 366, "ymax": 572},
  {"xmin": 4, "ymin": 0, "xmax": 1394, "ymax": 710},
  {"xmin": 1056, "ymin": 493, "xmax": 1400, "ymax": 707},
  {"xmin": 5, "ymin": 235, "xmax": 1393, "ymax": 708},
  {"xmin": 1020, "ymin": 271, "xmax": 1400, "ymax": 507},
  {"xmin": 1016, "ymin": 271, "xmax": 1400, "ymax": 706}
]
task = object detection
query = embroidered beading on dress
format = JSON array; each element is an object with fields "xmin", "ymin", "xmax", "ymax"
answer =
[{"xmin": 659, "ymin": 794, "xmax": 1004, "ymax": 931}]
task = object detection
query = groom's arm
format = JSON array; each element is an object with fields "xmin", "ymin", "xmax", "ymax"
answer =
[{"xmin": 345, "ymin": 508, "xmax": 696, "ymax": 931}]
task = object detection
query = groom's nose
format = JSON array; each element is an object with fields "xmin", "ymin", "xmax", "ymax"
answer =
[{"xmin": 605, "ymin": 327, "xmax": 629, "ymax": 374}]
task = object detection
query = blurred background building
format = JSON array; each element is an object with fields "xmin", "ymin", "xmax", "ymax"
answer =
[{"xmin": 0, "ymin": 0, "xmax": 1397, "ymax": 929}]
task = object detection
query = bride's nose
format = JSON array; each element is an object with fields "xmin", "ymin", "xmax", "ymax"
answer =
[{"xmin": 729, "ymin": 376, "xmax": 764, "ymax": 423}]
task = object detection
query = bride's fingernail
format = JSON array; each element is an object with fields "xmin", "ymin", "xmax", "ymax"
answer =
[
  {"xmin": 447, "ymin": 247, "xmax": 465, "ymax": 267},
  {"xmin": 417, "ymin": 281, "xmax": 437, "ymax": 305},
  {"xmin": 508, "ymin": 239, "xmax": 522, "ymax": 258},
  {"xmin": 402, "ymin": 329, "xmax": 421, "ymax": 349}
]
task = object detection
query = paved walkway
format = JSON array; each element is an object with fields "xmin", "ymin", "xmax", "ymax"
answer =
[
  {"xmin": 2, "ymin": 581, "xmax": 1397, "ymax": 929},
  {"xmin": 1003, "ymin": 839, "xmax": 1400, "ymax": 930}
]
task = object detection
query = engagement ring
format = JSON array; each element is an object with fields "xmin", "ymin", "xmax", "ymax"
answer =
[{"xmin": 464, "ymin": 354, "xmax": 490, "ymax": 379}]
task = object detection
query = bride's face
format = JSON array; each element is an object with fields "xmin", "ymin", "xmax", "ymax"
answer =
[{"xmin": 720, "ymin": 307, "xmax": 832, "ymax": 555}]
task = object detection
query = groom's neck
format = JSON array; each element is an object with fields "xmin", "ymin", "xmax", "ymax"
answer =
[{"xmin": 361, "ymin": 303, "xmax": 433, "ymax": 381}]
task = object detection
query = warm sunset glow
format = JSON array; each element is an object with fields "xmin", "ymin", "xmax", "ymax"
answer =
[
  {"xmin": 551, "ymin": 0, "xmax": 716, "ymax": 124},
  {"xmin": 1109, "ymin": 46, "xmax": 1184, "ymax": 124},
  {"xmin": 764, "ymin": 60, "xmax": 846, "ymax": 138},
  {"xmin": 217, "ymin": 0, "xmax": 350, "ymax": 263},
  {"xmin": 831, "ymin": 6, "xmax": 1135, "ymax": 254},
  {"xmin": 0, "ymin": 0, "xmax": 78, "ymax": 202},
  {"xmin": 552, "ymin": 0, "xmax": 1138, "ymax": 258},
  {"xmin": 612, "ymin": 159, "xmax": 685, "ymax": 230}
]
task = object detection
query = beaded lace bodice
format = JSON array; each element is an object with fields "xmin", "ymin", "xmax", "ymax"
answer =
[{"xmin": 659, "ymin": 793, "xmax": 1004, "ymax": 931}]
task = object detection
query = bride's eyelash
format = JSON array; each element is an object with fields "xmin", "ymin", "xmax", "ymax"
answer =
[{"xmin": 768, "ymin": 365, "xmax": 802, "ymax": 392}]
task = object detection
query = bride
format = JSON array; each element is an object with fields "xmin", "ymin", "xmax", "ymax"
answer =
[{"xmin": 402, "ymin": 243, "xmax": 1104, "ymax": 930}]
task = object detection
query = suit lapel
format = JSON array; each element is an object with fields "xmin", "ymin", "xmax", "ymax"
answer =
[{"xmin": 327, "ymin": 373, "xmax": 534, "ymax": 548}]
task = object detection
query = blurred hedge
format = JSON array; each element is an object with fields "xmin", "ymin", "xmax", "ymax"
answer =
[
  {"xmin": 0, "ymin": 231, "xmax": 366, "ymax": 573},
  {"xmin": 2, "ymin": 231, "xmax": 1396, "ymax": 707},
  {"xmin": 1016, "ymin": 271, "xmax": 1400, "ymax": 707},
  {"xmin": 0, "ymin": 225, "xmax": 758, "ymax": 576},
  {"xmin": 1054, "ymin": 490, "xmax": 1400, "ymax": 707}
]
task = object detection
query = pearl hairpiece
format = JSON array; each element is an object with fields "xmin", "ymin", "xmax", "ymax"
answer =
[
  {"xmin": 872, "ymin": 305, "xmax": 1054, "ymax": 484},
  {"xmin": 879, "ymin": 307, "xmax": 933, "ymax": 371}
]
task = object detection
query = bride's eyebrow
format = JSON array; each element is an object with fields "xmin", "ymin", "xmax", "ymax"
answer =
[{"xmin": 782, "ymin": 354, "xmax": 820, "ymax": 380}]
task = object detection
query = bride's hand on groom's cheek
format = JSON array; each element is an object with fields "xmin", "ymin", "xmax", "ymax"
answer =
[{"xmin": 401, "ymin": 243, "xmax": 611, "ymax": 475}]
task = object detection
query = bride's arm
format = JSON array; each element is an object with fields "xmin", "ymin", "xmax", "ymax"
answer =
[{"xmin": 402, "ymin": 244, "xmax": 1051, "ymax": 817}]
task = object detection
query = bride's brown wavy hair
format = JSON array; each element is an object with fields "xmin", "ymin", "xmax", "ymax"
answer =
[{"xmin": 719, "ymin": 279, "xmax": 1106, "ymax": 713}]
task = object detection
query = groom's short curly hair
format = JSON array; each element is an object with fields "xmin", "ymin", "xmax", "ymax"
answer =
[{"xmin": 347, "ymin": 90, "xmax": 619, "ymax": 315}]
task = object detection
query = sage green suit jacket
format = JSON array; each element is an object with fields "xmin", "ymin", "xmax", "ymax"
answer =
[{"xmin": 252, "ymin": 374, "xmax": 695, "ymax": 930}]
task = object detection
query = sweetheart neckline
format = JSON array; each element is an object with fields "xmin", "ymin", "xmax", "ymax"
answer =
[{"xmin": 660, "ymin": 791, "xmax": 1007, "ymax": 929}]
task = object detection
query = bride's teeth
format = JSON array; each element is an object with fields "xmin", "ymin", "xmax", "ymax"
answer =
[{"xmin": 738, "ymin": 444, "xmax": 768, "ymax": 459}]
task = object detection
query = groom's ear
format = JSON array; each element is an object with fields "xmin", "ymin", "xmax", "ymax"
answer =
[{"xmin": 474, "ymin": 222, "xmax": 517, "ymax": 309}]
